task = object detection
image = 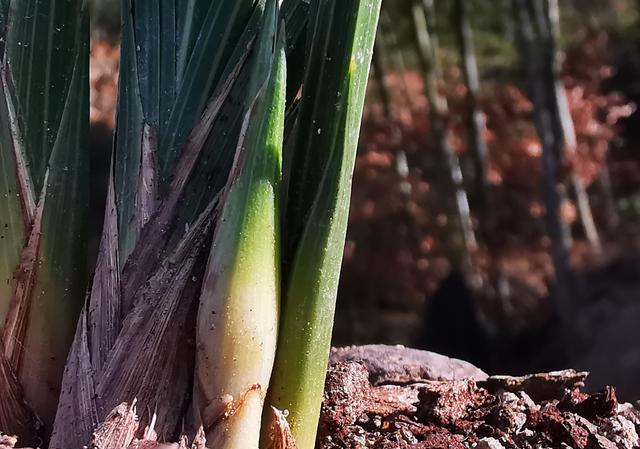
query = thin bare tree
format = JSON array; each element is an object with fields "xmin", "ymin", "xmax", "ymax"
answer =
[
  {"xmin": 513, "ymin": 0, "xmax": 574, "ymax": 320},
  {"xmin": 453, "ymin": 0, "xmax": 490, "ymax": 206},
  {"xmin": 372, "ymin": 34, "xmax": 394, "ymax": 120},
  {"xmin": 413, "ymin": 0, "xmax": 478, "ymax": 269},
  {"xmin": 380, "ymin": 9, "xmax": 418, "ymax": 113},
  {"xmin": 546, "ymin": 0, "xmax": 602, "ymax": 252},
  {"xmin": 598, "ymin": 161, "xmax": 621, "ymax": 230}
]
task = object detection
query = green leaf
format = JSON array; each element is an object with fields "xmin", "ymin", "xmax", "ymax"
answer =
[
  {"xmin": 281, "ymin": 0, "xmax": 311, "ymax": 104},
  {"xmin": 194, "ymin": 1, "xmax": 286, "ymax": 446},
  {"xmin": 0, "ymin": 62, "xmax": 24, "ymax": 339},
  {"xmin": 4, "ymin": 0, "xmax": 85, "ymax": 193},
  {"xmin": 0, "ymin": 0, "xmax": 8, "ymax": 55},
  {"xmin": 19, "ymin": 22, "xmax": 88, "ymax": 432},
  {"xmin": 266, "ymin": 1, "xmax": 381, "ymax": 447},
  {"xmin": 114, "ymin": 0, "xmax": 260, "ymax": 260},
  {"xmin": 0, "ymin": 0, "xmax": 88, "ymax": 439},
  {"xmin": 173, "ymin": 2, "xmax": 267, "ymax": 229},
  {"xmin": 157, "ymin": 0, "xmax": 256, "ymax": 177},
  {"xmin": 113, "ymin": 0, "xmax": 145, "ymax": 262},
  {"xmin": 53, "ymin": 1, "xmax": 290, "ymax": 446},
  {"xmin": 175, "ymin": 0, "xmax": 210, "ymax": 84}
]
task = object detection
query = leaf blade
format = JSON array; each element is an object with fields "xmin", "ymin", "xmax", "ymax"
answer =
[
  {"xmin": 266, "ymin": 1, "xmax": 381, "ymax": 447},
  {"xmin": 0, "ymin": 0, "xmax": 89, "ymax": 439},
  {"xmin": 195, "ymin": 1, "xmax": 286, "ymax": 445}
]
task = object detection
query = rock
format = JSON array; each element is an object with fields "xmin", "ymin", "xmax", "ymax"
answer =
[
  {"xmin": 575, "ymin": 386, "xmax": 618, "ymax": 419},
  {"xmin": 330, "ymin": 345, "xmax": 488, "ymax": 385},
  {"xmin": 497, "ymin": 391, "xmax": 519, "ymax": 406},
  {"xmin": 417, "ymin": 380, "xmax": 492, "ymax": 427},
  {"xmin": 318, "ymin": 361, "xmax": 420, "ymax": 444},
  {"xmin": 530, "ymin": 404, "xmax": 591, "ymax": 449},
  {"xmin": 0, "ymin": 434, "xmax": 17, "ymax": 449},
  {"xmin": 617, "ymin": 403, "xmax": 640, "ymax": 426},
  {"xmin": 479, "ymin": 370, "xmax": 589, "ymax": 402},
  {"xmin": 600, "ymin": 416, "xmax": 639, "ymax": 449},
  {"xmin": 0, "ymin": 434, "xmax": 32, "ymax": 449},
  {"xmin": 588, "ymin": 433, "xmax": 619, "ymax": 449},
  {"xmin": 419, "ymin": 429, "xmax": 466, "ymax": 449},
  {"xmin": 475, "ymin": 437, "xmax": 505, "ymax": 449},
  {"xmin": 488, "ymin": 405, "xmax": 527, "ymax": 434}
]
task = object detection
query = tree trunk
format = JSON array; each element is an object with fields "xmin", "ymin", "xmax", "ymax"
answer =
[
  {"xmin": 380, "ymin": 10, "xmax": 416, "ymax": 113},
  {"xmin": 546, "ymin": 0, "xmax": 602, "ymax": 252},
  {"xmin": 528, "ymin": 0, "xmax": 574, "ymax": 249},
  {"xmin": 412, "ymin": 0, "xmax": 478, "ymax": 269},
  {"xmin": 513, "ymin": 0, "xmax": 574, "ymax": 322},
  {"xmin": 598, "ymin": 161, "xmax": 620, "ymax": 230},
  {"xmin": 419, "ymin": 0, "xmax": 443, "ymax": 79},
  {"xmin": 513, "ymin": 0, "xmax": 575, "ymax": 322},
  {"xmin": 372, "ymin": 35, "xmax": 394, "ymax": 120},
  {"xmin": 453, "ymin": 0, "xmax": 490, "ymax": 206}
]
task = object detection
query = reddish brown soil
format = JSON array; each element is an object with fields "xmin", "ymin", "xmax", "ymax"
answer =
[{"xmin": 318, "ymin": 347, "xmax": 640, "ymax": 449}]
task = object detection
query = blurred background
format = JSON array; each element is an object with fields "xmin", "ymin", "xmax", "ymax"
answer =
[{"xmin": 90, "ymin": 0, "xmax": 640, "ymax": 399}]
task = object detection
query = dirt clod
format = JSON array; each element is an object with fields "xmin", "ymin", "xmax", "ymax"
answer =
[
  {"xmin": 575, "ymin": 386, "xmax": 618, "ymax": 419},
  {"xmin": 416, "ymin": 380, "xmax": 492, "ymax": 427},
  {"xmin": 318, "ymin": 354, "xmax": 640, "ymax": 449}
]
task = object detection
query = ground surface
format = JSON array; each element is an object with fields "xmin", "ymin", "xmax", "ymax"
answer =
[{"xmin": 318, "ymin": 345, "xmax": 640, "ymax": 449}]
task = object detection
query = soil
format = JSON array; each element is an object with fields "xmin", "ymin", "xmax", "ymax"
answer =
[{"xmin": 317, "ymin": 346, "xmax": 640, "ymax": 449}]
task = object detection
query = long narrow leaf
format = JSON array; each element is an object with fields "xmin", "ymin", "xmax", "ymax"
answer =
[
  {"xmin": 52, "ymin": 1, "xmax": 277, "ymax": 447},
  {"xmin": 266, "ymin": 1, "xmax": 381, "ymax": 448},
  {"xmin": 115, "ymin": 0, "xmax": 259, "ymax": 260},
  {"xmin": 0, "ymin": 0, "xmax": 7, "ymax": 55},
  {"xmin": 158, "ymin": 0, "xmax": 256, "ymax": 177},
  {"xmin": 0, "ymin": 63, "xmax": 40, "ymax": 446},
  {"xmin": 194, "ymin": 1, "xmax": 286, "ymax": 446},
  {"xmin": 0, "ymin": 71, "xmax": 23, "ymax": 331},
  {"xmin": 0, "ymin": 0, "xmax": 88, "ymax": 441},
  {"xmin": 281, "ymin": 0, "xmax": 310, "ymax": 103}
]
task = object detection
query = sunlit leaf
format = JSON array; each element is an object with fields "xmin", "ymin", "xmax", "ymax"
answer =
[{"xmin": 266, "ymin": 1, "xmax": 382, "ymax": 448}]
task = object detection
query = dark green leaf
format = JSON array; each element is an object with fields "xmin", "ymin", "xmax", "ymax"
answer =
[
  {"xmin": 281, "ymin": 0, "xmax": 311, "ymax": 104},
  {"xmin": 4, "ymin": 0, "xmax": 86, "ymax": 193},
  {"xmin": 0, "ymin": 0, "xmax": 88, "ymax": 438},
  {"xmin": 0, "ymin": 69, "xmax": 24, "ymax": 327},
  {"xmin": 115, "ymin": 0, "xmax": 261, "ymax": 259},
  {"xmin": 157, "ymin": 0, "xmax": 256, "ymax": 177}
]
